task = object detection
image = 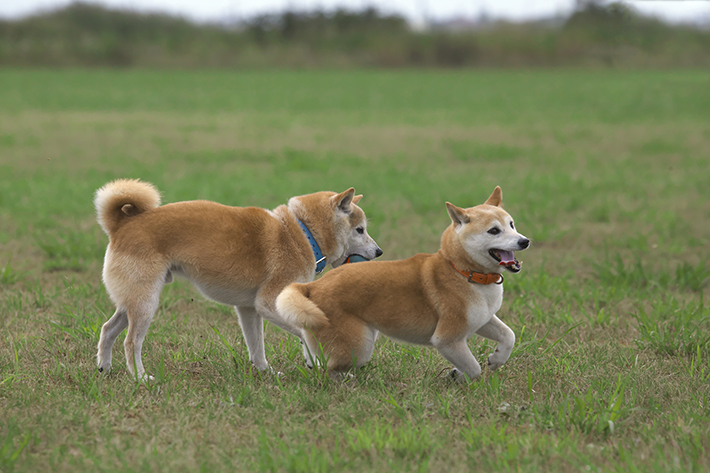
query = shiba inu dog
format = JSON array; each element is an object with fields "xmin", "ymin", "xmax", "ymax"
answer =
[
  {"xmin": 276, "ymin": 186, "xmax": 529, "ymax": 382},
  {"xmin": 94, "ymin": 179, "xmax": 382, "ymax": 380}
]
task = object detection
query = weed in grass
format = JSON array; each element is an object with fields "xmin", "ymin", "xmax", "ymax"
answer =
[
  {"xmin": 564, "ymin": 375, "xmax": 628, "ymax": 436},
  {"xmin": 633, "ymin": 296, "xmax": 710, "ymax": 356},
  {"xmin": 529, "ymin": 375, "xmax": 630, "ymax": 437},
  {"xmin": 347, "ymin": 421, "xmax": 433, "ymax": 466},
  {"xmin": 0, "ymin": 260, "xmax": 23, "ymax": 285},
  {"xmin": 74, "ymin": 368, "xmax": 105, "ymax": 403},
  {"xmin": 592, "ymin": 249, "xmax": 710, "ymax": 296},
  {"xmin": 34, "ymin": 228, "xmax": 104, "ymax": 272},
  {"xmin": 679, "ymin": 346, "xmax": 710, "ymax": 382},
  {"xmin": 591, "ymin": 249, "xmax": 658, "ymax": 290},
  {"xmin": 232, "ymin": 385, "xmax": 253, "ymax": 407},
  {"xmin": 510, "ymin": 324, "xmax": 547, "ymax": 359},
  {"xmin": 0, "ymin": 422, "xmax": 31, "ymax": 473},
  {"xmin": 676, "ymin": 261, "xmax": 710, "ymax": 292},
  {"xmin": 256, "ymin": 428, "xmax": 337, "ymax": 473},
  {"xmin": 26, "ymin": 280, "xmax": 49, "ymax": 309},
  {"xmin": 210, "ymin": 325, "xmax": 256, "ymax": 381},
  {"xmin": 2, "ymin": 292, "xmax": 24, "ymax": 313},
  {"xmin": 49, "ymin": 306, "xmax": 104, "ymax": 341},
  {"xmin": 484, "ymin": 372, "xmax": 506, "ymax": 400},
  {"xmin": 298, "ymin": 388, "xmax": 330, "ymax": 413},
  {"xmin": 384, "ymin": 390, "xmax": 409, "ymax": 421},
  {"xmin": 511, "ymin": 322, "xmax": 581, "ymax": 364},
  {"xmin": 460, "ymin": 420, "xmax": 555, "ymax": 471},
  {"xmin": 589, "ymin": 201, "xmax": 612, "ymax": 223},
  {"xmin": 435, "ymin": 391, "xmax": 453, "ymax": 419}
]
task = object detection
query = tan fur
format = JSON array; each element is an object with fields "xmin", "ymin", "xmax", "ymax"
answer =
[
  {"xmin": 95, "ymin": 179, "xmax": 161, "ymax": 236},
  {"xmin": 276, "ymin": 186, "xmax": 529, "ymax": 381},
  {"xmin": 94, "ymin": 179, "xmax": 381, "ymax": 380},
  {"xmin": 277, "ymin": 285, "xmax": 329, "ymax": 329}
]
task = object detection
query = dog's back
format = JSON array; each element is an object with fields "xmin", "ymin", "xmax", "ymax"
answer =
[{"xmin": 277, "ymin": 254, "xmax": 451, "ymax": 371}]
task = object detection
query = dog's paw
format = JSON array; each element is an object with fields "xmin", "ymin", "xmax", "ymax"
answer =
[
  {"xmin": 252, "ymin": 363, "xmax": 284, "ymax": 378},
  {"xmin": 251, "ymin": 361, "xmax": 273, "ymax": 373},
  {"xmin": 129, "ymin": 373, "xmax": 155, "ymax": 383},
  {"xmin": 447, "ymin": 368, "xmax": 467, "ymax": 383},
  {"xmin": 487, "ymin": 351, "xmax": 507, "ymax": 371},
  {"xmin": 328, "ymin": 371, "xmax": 355, "ymax": 382}
]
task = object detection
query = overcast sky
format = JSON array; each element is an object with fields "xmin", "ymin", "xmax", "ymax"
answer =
[{"xmin": 1, "ymin": 0, "xmax": 709, "ymax": 25}]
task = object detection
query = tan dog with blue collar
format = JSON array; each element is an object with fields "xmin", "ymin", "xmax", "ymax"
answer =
[
  {"xmin": 276, "ymin": 186, "xmax": 529, "ymax": 382},
  {"xmin": 94, "ymin": 179, "xmax": 382, "ymax": 381}
]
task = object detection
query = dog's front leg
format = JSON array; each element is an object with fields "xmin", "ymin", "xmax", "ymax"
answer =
[
  {"xmin": 434, "ymin": 339, "xmax": 482, "ymax": 382},
  {"xmin": 475, "ymin": 315, "xmax": 515, "ymax": 371},
  {"xmin": 235, "ymin": 306, "xmax": 270, "ymax": 372}
]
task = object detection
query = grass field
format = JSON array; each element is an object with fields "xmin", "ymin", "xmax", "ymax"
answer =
[{"xmin": 1, "ymin": 69, "xmax": 709, "ymax": 472}]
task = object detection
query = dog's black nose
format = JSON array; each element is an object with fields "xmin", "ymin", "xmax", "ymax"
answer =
[
  {"xmin": 375, "ymin": 247, "xmax": 383, "ymax": 258},
  {"xmin": 518, "ymin": 238, "xmax": 530, "ymax": 249}
]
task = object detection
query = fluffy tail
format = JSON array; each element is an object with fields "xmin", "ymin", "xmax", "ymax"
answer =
[
  {"xmin": 276, "ymin": 284, "xmax": 330, "ymax": 329},
  {"xmin": 94, "ymin": 179, "xmax": 161, "ymax": 237}
]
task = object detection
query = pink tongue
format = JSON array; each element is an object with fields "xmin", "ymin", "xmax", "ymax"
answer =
[{"xmin": 498, "ymin": 251, "xmax": 516, "ymax": 265}]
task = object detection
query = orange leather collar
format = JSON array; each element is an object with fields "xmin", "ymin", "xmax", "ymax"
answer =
[{"xmin": 450, "ymin": 261, "xmax": 503, "ymax": 285}]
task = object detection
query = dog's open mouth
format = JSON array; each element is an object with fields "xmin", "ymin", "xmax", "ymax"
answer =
[{"xmin": 489, "ymin": 249, "xmax": 522, "ymax": 273}]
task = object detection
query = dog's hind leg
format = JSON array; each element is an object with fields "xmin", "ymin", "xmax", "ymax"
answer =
[
  {"xmin": 123, "ymin": 285, "xmax": 162, "ymax": 382},
  {"xmin": 433, "ymin": 338, "xmax": 482, "ymax": 382},
  {"xmin": 97, "ymin": 308, "xmax": 128, "ymax": 374},
  {"xmin": 475, "ymin": 315, "xmax": 515, "ymax": 371},
  {"xmin": 235, "ymin": 305, "xmax": 270, "ymax": 371}
]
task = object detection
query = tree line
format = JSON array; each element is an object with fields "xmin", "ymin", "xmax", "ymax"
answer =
[{"xmin": 1, "ymin": 2, "xmax": 708, "ymax": 68}]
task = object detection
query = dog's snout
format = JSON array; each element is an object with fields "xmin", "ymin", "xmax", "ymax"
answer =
[
  {"xmin": 375, "ymin": 247, "xmax": 383, "ymax": 258},
  {"xmin": 518, "ymin": 238, "xmax": 530, "ymax": 249}
]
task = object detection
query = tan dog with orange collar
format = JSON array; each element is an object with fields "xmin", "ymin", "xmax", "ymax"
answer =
[{"xmin": 276, "ymin": 187, "xmax": 529, "ymax": 381}]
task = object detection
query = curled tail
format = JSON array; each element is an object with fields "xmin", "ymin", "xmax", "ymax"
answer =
[
  {"xmin": 276, "ymin": 284, "xmax": 330, "ymax": 329},
  {"xmin": 94, "ymin": 179, "xmax": 161, "ymax": 237}
]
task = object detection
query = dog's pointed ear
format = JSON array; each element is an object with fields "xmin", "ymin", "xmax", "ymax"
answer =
[
  {"xmin": 332, "ymin": 188, "xmax": 355, "ymax": 214},
  {"xmin": 484, "ymin": 186, "xmax": 503, "ymax": 207},
  {"xmin": 352, "ymin": 194, "xmax": 363, "ymax": 205},
  {"xmin": 446, "ymin": 202, "xmax": 470, "ymax": 226}
]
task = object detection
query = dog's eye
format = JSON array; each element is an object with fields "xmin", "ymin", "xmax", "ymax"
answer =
[
  {"xmin": 356, "ymin": 227, "xmax": 364, "ymax": 234},
  {"xmin": 488, "ymin": 228, "xmax": 500, "ymax": 235},
  {"xmin": 510, "ymin": 221, "xmax": 515, "ymax": 229}
]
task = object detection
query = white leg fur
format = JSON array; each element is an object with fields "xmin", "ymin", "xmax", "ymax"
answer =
[
  {"xmin": 97, "ymin": 308, "xmax": 128, "ymax": 374},
  {"xmin": 235, "ymin": 306, "xmax": 270, "ymax": 371},
  {"xmin": 356, "ymin": 327, "xmax": 378, "ymax": 368},
  {"xmin": 301, "ymin": 335, "xmax": 315, "ymax": 369},
  {"xmin": 434, "ymin": 339, "xmax": 482, "ymax": 382},
  {"xmin": 123, "ymin": 287, "xmax": 162, "ymax": 382},
  {"xmin": 301, "ymin": 332, "xmax": 326, "ymax": 369},
  {"xmin": 476, "ymin": 315, "xmax": 516, "ymax": 371}
]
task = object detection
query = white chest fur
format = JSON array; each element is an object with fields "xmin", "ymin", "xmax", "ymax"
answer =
[{"xmin": 465, "ymin": 283, "xmax": 504, "ymax": 336}]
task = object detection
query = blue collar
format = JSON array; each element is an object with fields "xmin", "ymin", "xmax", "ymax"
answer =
[{"xmin": 297, "ymin": 219, "xmax": 326, "ymax": 274}]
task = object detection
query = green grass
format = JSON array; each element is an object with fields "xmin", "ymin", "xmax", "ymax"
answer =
[{"xmin": 0, "ymin": 69, "xmax": 709, "ymax": 472}]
